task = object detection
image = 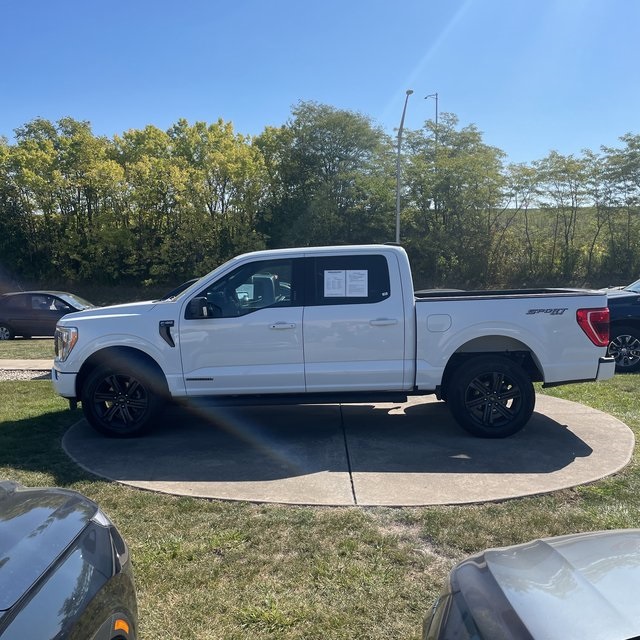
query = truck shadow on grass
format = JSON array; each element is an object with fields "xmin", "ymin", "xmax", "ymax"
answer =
[{"xmin": 0, "ymin": 407, "xmax": 100, "ymax": 487}]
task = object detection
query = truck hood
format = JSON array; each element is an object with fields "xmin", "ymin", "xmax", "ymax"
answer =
[{"xmin": 57, "ymin": 299, "xmax": 160, "ymax": 324}]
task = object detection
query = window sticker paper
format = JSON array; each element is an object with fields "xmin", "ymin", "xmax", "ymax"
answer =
[
  {"xmin": 346, "ymin": 270, "xmax": 368, "ymax": 297},
  {"xmin": 324, "ymin": 270, "xmax": 346, "ymax": 297}
]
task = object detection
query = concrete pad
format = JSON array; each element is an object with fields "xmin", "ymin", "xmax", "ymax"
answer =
[
  {"xmin": 62, "ymin": 395, "xmax": 634, "ymax": 506},
  {"xmin": 343, "ymin": 395, "xmax": 634, "ymax": 505},
  {"xmin": 0, "ymin": 359, "xmax": 53, "ymax": 370},
  {"xmin": 63, "ymin": 404, "xmax": 355, "ymax": 505}
]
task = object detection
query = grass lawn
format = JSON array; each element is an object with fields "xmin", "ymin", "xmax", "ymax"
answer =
[
  {"xmin": 0, "ymin": 338, "xmax": 54, "ymax": 359},
  {"xmin": 1, "ymin": 376, "xmax": 639, "ymax": 639}
]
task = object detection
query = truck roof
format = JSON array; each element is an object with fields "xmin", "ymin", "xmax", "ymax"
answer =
[{"xmin": 232, "ymin": 243, "xmax": 406, "ymax": 261}]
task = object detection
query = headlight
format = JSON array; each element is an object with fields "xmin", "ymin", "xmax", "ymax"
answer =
[{"xmin": 54, "ymin": 326, "xmax": 78, "ymax": 362}]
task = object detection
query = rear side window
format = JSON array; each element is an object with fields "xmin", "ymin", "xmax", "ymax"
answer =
[
  {"xmin": 309, "ymin": 255, "xmax": 391, "ymax": 305},
  {"xmin": 3, "ymin": 295, "xmax": 28, "ymax": 310}
]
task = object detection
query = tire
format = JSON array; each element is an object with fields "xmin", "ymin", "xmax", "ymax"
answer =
[
  {"xmin": 447, "ymin": 356, "xmax": 535, "ymax": 438},
  {"xmin": 81, "ymin": 364, "xmax": 166, "ymax": 437},
  {"xmin": 608, "ymin": 325, "xmax": 640, "ymax": 373},
  {"xmin": 0, "ymin": 324, "xmax": 14, "ymax": 340}
]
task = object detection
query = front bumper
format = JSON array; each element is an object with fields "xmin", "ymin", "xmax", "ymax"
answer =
[{"xmin": 51, "ymin": 367, "xmax": 78, "ymax": 399}]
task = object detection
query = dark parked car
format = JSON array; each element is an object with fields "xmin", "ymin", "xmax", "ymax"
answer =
[
  {"xmin": 606, "ymin": 280, "xmax": 640, "ymax": 372},
  {"xmin": 0, "ymin": 480, "xmax": 137, "ymax": 639},
  {"xmin": 423, "ymin": 529, "xmax": 640, "ymax": 640},
  {"xmin": 0, "ymin": 291, "xmax": 94, "ymax": 340}
]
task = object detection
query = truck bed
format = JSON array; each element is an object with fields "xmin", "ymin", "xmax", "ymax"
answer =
[{"xmin": 414, "ymin": 288, "xmax": 602, "ymax": 300}]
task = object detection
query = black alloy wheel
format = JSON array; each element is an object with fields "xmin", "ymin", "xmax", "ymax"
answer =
[
  {"xmin": 81, "ymin": 365, "xmax": 164, "ymax": 437},
  {"xmin": 448, "ymin": 356, "xmax": 535, "ymax": 438}
]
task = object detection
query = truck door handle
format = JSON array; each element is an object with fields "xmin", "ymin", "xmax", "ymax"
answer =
[
  {"xmin": 369, "ymin": 318, "xmax": 398, "ymax": 326},
  {"xmin": 270, "ymin": 322, "xmax": 296, "ymax": 330}
]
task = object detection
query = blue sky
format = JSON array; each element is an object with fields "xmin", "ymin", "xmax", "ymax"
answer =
[{"xmin": 1, "ymin": 0, "xmax": 638, "ymax": 164}]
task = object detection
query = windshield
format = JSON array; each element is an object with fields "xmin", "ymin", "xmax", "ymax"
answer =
[
  {"xmin": 57, "ymin": 293, "xmax": 95, "ymax": 309},
  {"xmin": 159, "ymin": 278, "xmax": 200, "ymax": 300},
  {"xmin": 624, "ymin": 279, "xmax": 640, "ymax": 293},
  {"xmin": 424, "ymin": 591, "xmax": 483, "ymax": 640}
]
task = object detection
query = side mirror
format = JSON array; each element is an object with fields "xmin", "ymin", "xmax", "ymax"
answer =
[{"xmin": 186, "ymin": 297, "xmax": 210, "ymax": 319}]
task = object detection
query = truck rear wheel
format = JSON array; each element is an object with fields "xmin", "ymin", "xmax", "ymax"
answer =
[
  {"xmin": 81, "ymin": 364, "xmax": 165, "ymax": 437},
  {"xmin": 447, "ymin": 356, "xmax": 535, "ymax": 438}
]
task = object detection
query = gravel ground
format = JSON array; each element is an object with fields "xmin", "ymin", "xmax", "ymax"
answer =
[{"xmin": 0, "ymin": 370, "xmax": 51, "ymax": 381}]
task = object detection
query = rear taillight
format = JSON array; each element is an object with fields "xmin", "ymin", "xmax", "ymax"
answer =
[{"xmin": 577, "ymin": 307, "xmax": 610, "ymax": 347}]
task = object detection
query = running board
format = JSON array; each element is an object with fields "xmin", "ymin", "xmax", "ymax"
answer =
[{"xmin": 178, "ymin": 391, "xmax": 414, "ymax": 408}]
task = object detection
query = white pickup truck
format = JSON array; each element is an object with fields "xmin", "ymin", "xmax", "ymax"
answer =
[{"xmin": 53, "ymin": 244, "xmax": 615, "ymax": 438}]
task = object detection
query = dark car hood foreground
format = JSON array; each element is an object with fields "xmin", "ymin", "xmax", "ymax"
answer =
[{"xmin": 0, "ymin": 481, "xmax": 99, "ymax": 613}]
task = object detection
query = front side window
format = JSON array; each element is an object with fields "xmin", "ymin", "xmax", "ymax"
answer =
[
  {"xmin": 31, "ymin": 294, "xmax": 71, "ymax": 311},
  {"xmin": 31, "ymin": 294, "xmax": 52, "ymax": 310},
  {"xmin": 192, "ymin": 259, "xmax": 299, "ymax": 318},
  {"xmin": 29, "ymin": 295, "xmax": 72, "ymax": 312},
  {"xmin": 309, "ymin": 254, "xmax": 391, "ymax": 306}
]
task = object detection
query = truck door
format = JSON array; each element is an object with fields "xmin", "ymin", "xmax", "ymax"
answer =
[
  {"xmin": 179, "ymin": 258, "xmax": 305, "ymax": 395},
  {"xmin": 303, "ymin": 253, "xmax": 407, "ymax": 391}
]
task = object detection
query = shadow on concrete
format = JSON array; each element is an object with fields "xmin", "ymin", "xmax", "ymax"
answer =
[
  {"xmin": 62, "ymin": 395, "xmax": 635, "ymax": 505},
  {"xmin": 64, "ymin": 399, "xmax": 593, "ymax": 483},
  {"xmin": 343, "ymin": 402, "xmax": 593, "ymax": 475}
]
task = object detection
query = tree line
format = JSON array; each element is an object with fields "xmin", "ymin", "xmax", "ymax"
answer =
[{"xmin": 1, "ymin": 101, "xmax": 639, "ymax": 293}]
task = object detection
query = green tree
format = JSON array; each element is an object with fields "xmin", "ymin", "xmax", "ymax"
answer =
[
  {"xmin": 10, "ymin": 118, "xmax": 62, "ymax": 276},
  {"xmin": 499, "ymin": 162, "xmax": 544, "ymax": 285},
  {"xmin": 600, "ymin": 134, "xmax": 640, "ymax": 280},
  {"xmin": 581, "ymin": 150, "xmax": 611, "ymax": 282},
  {"xmin": 2, "ymin": 109, "xmax": 640, "ymax": 293},
  {"xmin": 7, "ymin": 118, "xmax": 127, "ymax": 282},
  {"xmin": 404, "ymin": 114, "xmax": 507, "ymax": 287},
  {"xmin": 0, "ymin": 138, "xmax": 38, "ymax": 283},
  {"xmin": 113, "ymin": 125, "xmax": 193, "ymax": 281},
  {"xmin": 168, "ymin": 118, "xmax": 268, "ymax": 270},
  {"xmin": 533, "ymin": 151, "xmax": 590, "ymax": 282},
  {"xmin": 256, "ymin": 101, "xmax": 394, "ymax": 248}
]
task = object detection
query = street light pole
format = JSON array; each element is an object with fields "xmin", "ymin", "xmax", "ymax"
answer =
[
  {"xmin": 395, "ymin": 89, "xmax": 413, "ymax": 244},
  {"xmin": 425, "ymin": 93, "xmax": 439, "ymax": 216},
  {"xmin": 425, "ymin": 92, "xmax": 438, "ymax": 149}
]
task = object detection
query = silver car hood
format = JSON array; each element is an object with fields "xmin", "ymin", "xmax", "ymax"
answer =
[{"xmin": 455, "ymin": 529, "xmax": 640, "ymax": 639}]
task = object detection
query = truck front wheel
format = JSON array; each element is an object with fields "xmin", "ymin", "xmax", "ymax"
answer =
[
  {"xmin": 447, "ymin": 356, "xmax": 535, "ymax": 438},
  {"xmin": 81, "ymin": 364, "xmax": 165, "ymax": 437}
]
